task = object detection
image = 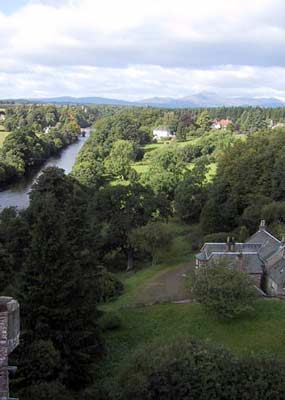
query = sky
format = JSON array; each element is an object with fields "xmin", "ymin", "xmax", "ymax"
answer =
[{"xmin": 0, "ymin": 0, "xmax": 285, "ymax": 100}]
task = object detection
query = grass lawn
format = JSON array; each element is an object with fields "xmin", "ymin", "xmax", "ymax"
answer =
[
  {"xmin": 96, "ymin": 214, "xmax": 285, "ymax": 393},
  {"xmin": 98, "ymin": 287, "xmax": 285, "ymax": 394},
  {"xmin": 133, "ymin": 137, "xmax": 215, "ymax": 177},
  {"xmin": 97, "ymin": 299, "xmax": 285, "ymax": 394},
  {"xmin": 104, "ymin": 221, "xmax": 195, "ymax": 308}
]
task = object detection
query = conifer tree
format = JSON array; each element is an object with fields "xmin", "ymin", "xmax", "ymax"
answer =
[{"xmin": 14, "ymin": 168, "xmax": 102, "ymax": 398}]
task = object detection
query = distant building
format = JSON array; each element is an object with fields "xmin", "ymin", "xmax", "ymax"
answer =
[
  {"xmin": 211, "ymin": 119, "xmax": 232, "ymax": 130},
  {"xmin": 44, "ymin": 126, "xmax": 51, "ymax": 134},
  {"xmin": 272, "ymin": 122, "xmax": 285, "ymax": 129},
  {"xmin": 0, "ymin": 111, "xmax": 6, "ymax": 121},
  {"xmin": 196, "ymin": 220, "xmax": 285, "ymax": 296},
  {"xmin": 153, "ymin": 128, "xmax": 175, "ymax": 139}
]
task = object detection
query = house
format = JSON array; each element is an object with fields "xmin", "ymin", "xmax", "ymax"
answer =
[
  {"xmin": 153, "ymin": 128, "xmax": 175, "ymax": 140},
  {"xmin": 44, "ymin": 126, "xmax": 51, "ymax": 134},
  {"xmin": 272, "ymin": 122, "xmax": 285, "ymax": 129},
  {"xmin": 0, "ymin": 111, "xmax": 6, "ymax": 121},
  {"xmin": 211, "ymin": 119, "xmax": 232, "ymax": 130},
  {"xmin": 196, "ymin": 220, "xmax": 285, "ymax": 296}
]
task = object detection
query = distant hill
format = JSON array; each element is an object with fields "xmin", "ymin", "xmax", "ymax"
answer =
[
  {"xmin": 31, "ymin": 96, "xmax": 134, "ymax": 106},
  {"xmin": 1, "ymin": 93, "xmax": 284, "ymax": 108},
  {"xmin": 140, "ymin": 92, "xmax": 285, "ymax": 108}
]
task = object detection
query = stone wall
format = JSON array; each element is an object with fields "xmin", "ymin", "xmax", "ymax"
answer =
[
  {"xmin": 0, "ymin": 311, "xmax": 9, "ymax": 399},
  {"xmin": 0, "ymin": 298, "xmax": 20, "ymax": 400}
]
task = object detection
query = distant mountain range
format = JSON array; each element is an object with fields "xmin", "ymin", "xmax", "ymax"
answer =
[
  {"xmin": 139, "ymin": 92, "xmax": 285, "ymax": 108},
  {"xmin": 3, "ymin": 92, "xmax": 285, "ymax": 108}
]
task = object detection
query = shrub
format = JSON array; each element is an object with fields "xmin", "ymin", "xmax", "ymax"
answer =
[
  {"xmin": 95, "ymin": 266, "xmax": 124, "ymax": 302},
  {"xmin": 203, "ymin": 232, "xmax": 230, "ymax": 243},
  {"xmin": 114, "ymin": 339, "xmax": 285, "ymax": 400},
  {"xmin": 18, "ymin": 382, "xmax": 72, "ymax": 400},
  {"xmin": 99, "ymin": 312, "xmax": 121, "ymax": 332},
  {"xmin": 189, "ymin": 262, "xmax": 257, "ymax": 319}
]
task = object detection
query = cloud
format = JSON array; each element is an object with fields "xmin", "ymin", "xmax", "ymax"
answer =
[
  {"xmin": 0, "ymin": 0, "xmax": 284, "ymax": 98},
  {"xmin": 1, "ymin": 64, "xmax": 285, "ymax": 101}
]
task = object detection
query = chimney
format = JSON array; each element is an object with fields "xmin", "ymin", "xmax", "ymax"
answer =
[
  {"xmin": 236, "ymin": 253, "xmax": 244, "ymax": 272},
  {"xmin": 226, "ymin": 236, "xmax": 231, "ymax": 252},
  {"xmin": 231, "ymin": 237, "xmax": 236, "ymax": 252},
  {"xmin": 260, "ymin": 220, "xmax": 266, "ymax": 231}
]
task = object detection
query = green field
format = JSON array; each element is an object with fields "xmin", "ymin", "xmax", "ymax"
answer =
[
  {"xmin": 0, "ymin": 125, "xmax": 9, "ymax": 147},
  {"xmin": 133, "ymin": 137, "xmax": 208, "ymax": 176}
]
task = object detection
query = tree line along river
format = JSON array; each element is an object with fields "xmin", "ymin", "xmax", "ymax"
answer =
[{"xmin": 0, "ymin": 128, "xmax": 90, "ymax": 211}]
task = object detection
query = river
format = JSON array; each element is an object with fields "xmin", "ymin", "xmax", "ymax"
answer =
[{"xmin": 0, "ymin": 128, "xmax": 90, "ymax": 211}]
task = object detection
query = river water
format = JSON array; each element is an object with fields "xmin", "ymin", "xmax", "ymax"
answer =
[{"xmin": 0, "ymin": 128, "xmax": 90, "ymax": 211}]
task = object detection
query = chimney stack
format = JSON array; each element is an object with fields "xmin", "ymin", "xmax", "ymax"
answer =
[
  {"xmin": 260, "ymin": 220, "xmax": 266, "ymax": 231},
  {"xmin": 236, "ymin": 253, "xmax": 244, "ymax": 272},
  {"xmin": 231, "ymin": 237, "xmax": 236, "ymax": 252},
  {"xmin": 226, "ymin": 236, "xmax": 231, "ymax": 252}
]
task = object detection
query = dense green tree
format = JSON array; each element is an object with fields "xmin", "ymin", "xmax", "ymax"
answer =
[
  {"xmin": 115, "ymin": 339, "xmax": 285, "ymax": 400},
  {"xmin": 196, "ymin": 110, "xmax": 211, "ymax": 131},
  {"xmin": 0, "ymin": 207, "xmax": 28, "ymax": 293},
  {"xmin": 174, "ymin": 163, "xmax": 208, "ymax": 223},
  {"xmin": 189, "ymin": 262, "xmax": 257, "ymax": 319},
  {"xmin": 142, "ymin": 144, "xmax": 186, "ymax": 199},
  {"xmin": 130, "ymin": 222, "xmax": 172, "ymax": 265},
  {"xmin": 104, "ymin": 139, "xmax": 135, "ymax": 179},
  {"xmin": 88, "ymin": 183, "xmax": 170, "ymax": 270},
  {"xmin": 14, "ymin": 168, "xmax": 103, "ymax": 398}
]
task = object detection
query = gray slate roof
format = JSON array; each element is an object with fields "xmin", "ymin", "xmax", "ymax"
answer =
[
  {"xmin": 205, "ymin": 252, "xmax": 263, "ymax": 274},
  {"xmin": 197, "ymin": 227, "xmax": 281, "ymax": 276},
  {"xmin": 246, "ymin": 229, "xmax": 280, "ymax": 260},
  {"xmin": 266, "ymin": 256, "xmax": 285, "ymax": 286}
]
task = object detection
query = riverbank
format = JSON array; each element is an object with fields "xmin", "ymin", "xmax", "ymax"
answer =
[{"xmin": 0, "ymin": 130, "xmax": 90, "ymax": 210}]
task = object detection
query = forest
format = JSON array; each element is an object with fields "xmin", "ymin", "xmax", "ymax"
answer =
[
  {"xmin": 0, "ymin": 104, "xmax": 117, "ymax": 185},
  {"xmin": 1, "ymin": 104, "xmax": 285, "ymax": 399}
]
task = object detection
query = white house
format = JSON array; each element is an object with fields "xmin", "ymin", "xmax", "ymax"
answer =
[
  {"xmin": 272, "ymin": 122, "xmax": 285, "ymax": 129},
  {"xmin": 0, "ymin": 111, "xmax": 6, "ymax": 121},
  {"xmin": 153, "ymin": 128, "xmax": 175, "ymax": 139}
]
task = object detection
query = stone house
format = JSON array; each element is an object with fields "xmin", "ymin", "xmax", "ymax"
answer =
[{"xmin": 196, "ymin": 220, "xmax": 285, "ymax": 296}]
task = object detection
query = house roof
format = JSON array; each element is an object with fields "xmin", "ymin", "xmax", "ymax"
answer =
[
  {"xmin": 219, "ymin": 119, "xmax": 232, "ymax": 126},
  {"xmin": 246, "ymin": 229, "xmax": 280, "ymax": 260},
  {"xmin": 200, "ymin": 242, "xmax": 262, "ymax": 259},
  {"xmin": 266, "ymin": 256, "xmax": 285, "ymax": 286},
  {"xmin": 205, "ymin": 252, "xmax": 263, "ymax": 274},
  {"xmin": 197, "ymin": 224, "xmax": 281, "ymax": 276}
]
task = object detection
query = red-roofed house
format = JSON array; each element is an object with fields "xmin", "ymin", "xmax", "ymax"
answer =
[{"xmin": 212, "ymin": 119, "xmax": 232, "ymax": 130}]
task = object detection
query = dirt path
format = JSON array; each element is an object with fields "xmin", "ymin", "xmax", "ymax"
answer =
[{"xmin": 135, "ymin": 263, "xmax": 193, "ymax": 304}]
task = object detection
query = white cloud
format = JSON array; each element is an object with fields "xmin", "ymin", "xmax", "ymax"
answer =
[
  {"xmin": 1, "ymin": 64, "xmax": 285, "ymax": 101},
  {"xmin": 0, "ymin": 0, "xmax": 284, "ymax": 98}
]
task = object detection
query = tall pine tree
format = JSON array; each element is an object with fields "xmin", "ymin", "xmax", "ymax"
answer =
[{"xmin": 14, "ymin": 167, "xmax": 102, "ymax": 399}]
